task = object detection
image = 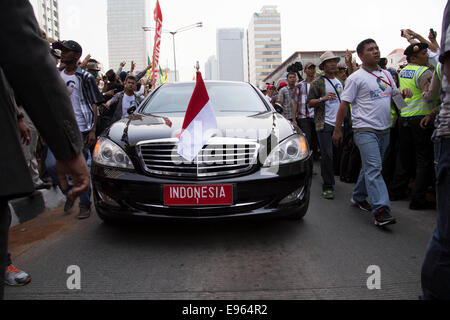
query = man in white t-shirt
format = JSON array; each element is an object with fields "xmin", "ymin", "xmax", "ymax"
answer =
[
  {"xmin": 332, "ymin": 39, "xmax": 412, "ymax": 227},
  {"xmin": 307, "ymin": 52, "xmax": 344, "ymax": 200},
  {"xmin": 54, "ymin": 40, "xmax": 105, "ymax": 220},
  {"xmin": 100, "ymin": 75, "xmax": 145, "ymax": 129}
]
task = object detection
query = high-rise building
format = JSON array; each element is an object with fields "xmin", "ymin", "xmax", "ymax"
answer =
[
  {"xmin": 29, "ymin": 0, "xmax": 60, "ymax": 40},
  {"xmin": 244, "ymin": 5, "xmax": 282, "ymax": 88},
  {"xmin": 107, "ymin": 0, "xmax": 150, "ymax": 72},
  {"xmin": 216, "ymin": 28, "xmax": 244, "ymax": 81},
  {"xmin": 204, "ymin": 55, "xmax": 218, "ymax": 80}
]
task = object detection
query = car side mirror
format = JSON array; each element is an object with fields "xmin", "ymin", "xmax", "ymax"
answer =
[
  {"xmin": 274, "ymin": 103, "xmax": 283, "ymax": 114},
  {"xmin": 127, "ymin": 106, "xmax": 136, "ymax": 115}
]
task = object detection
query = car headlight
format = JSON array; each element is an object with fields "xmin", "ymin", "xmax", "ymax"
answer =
[
  {"xmin": 263, "ymin": 134, "xmax": 309, "ymax": 167},
  {"xmin": 93, "ymin": 137, "xmax": 134, "ymax": 169}
]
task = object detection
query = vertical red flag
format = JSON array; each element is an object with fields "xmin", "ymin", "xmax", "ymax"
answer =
[{"xmin": 151, "ymin": 1, "xmax": 163, "ymax": 85}]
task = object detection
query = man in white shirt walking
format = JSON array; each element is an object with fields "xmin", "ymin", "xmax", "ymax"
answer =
[
  {"xmin": 307, "ymin": 52, "xmax": 344, "ymax": 199},
  {"xmin": 332, "ymin": 39, "xmax": 412, "ymax": 227}
]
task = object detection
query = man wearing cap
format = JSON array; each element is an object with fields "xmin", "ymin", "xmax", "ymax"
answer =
[
  {"xmin": 264, "ymin": 84, "xmax": 275, "ymax": 105},
  {"xmin": 54, "ymin": 40, "xmax": 105, "ymax": 219},
  {"xmin": 307, "ymin": 52, "xmax": 344, "ymax": 199},
  {"xmin": 293, "ymin": 62, "xmax": 318, "ymax": 159},
  {"xmin": 389, "ymin": 42, "xmax": 436, "ymax": 210}
]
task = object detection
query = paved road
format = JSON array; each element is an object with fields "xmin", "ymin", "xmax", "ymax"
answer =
[{"xmin": 5, "ymin": 164, "xmax": 436, "ymax": 300}]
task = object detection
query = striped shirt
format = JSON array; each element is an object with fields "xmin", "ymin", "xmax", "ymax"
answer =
[
  {"xmin": 435, "ymin": 74, "xmax": 450, "ymax": 139},
  {"xmin": 59, "ymin": 66, "xmax": 104, "ymax": 132},
  {"xmin": 294, "ymin": 81, "xmax": 314, "ymax": 119},
  {"xmin": 276, "ymin": 85, "xmax": 296, "ymax": 120}
]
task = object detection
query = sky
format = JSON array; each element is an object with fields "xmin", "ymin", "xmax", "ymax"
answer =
[{"xmin": 58, "ymin": 0, "xmax": 447, "ymax": 81}]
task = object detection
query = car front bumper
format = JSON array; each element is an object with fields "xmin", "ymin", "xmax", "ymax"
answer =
[{"xmin": 92, "ymin": 158, "xmax": 312, "ymax": 221}]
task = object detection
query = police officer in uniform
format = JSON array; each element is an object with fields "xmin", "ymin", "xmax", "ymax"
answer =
[{"xmin": 390, "ymin": 43, "xmax": 436, "ymax": 210}]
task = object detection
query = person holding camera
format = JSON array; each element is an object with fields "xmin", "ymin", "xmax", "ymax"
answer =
[{"xmin": 401, "ymin": 28, "xmax": 440, "ymax": 68}]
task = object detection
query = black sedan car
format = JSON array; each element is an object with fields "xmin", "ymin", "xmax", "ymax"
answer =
[{"xmin": 92, "ymin": 81, "xmax": 312, "ymax": 222}]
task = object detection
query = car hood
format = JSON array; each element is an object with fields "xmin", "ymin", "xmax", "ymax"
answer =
[{"xmin": 106, "ymin": 111, "xmax": 298, "ymax": 148}]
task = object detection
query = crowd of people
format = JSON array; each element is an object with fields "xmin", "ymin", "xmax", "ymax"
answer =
[
  {"xmin": 262, "ymin": 28, "xmax": 441, "ymax": 224},
  {"xmin": 21, "ymin": 36, "xmax": 155, "ymax": 219},
  {"xmin": 0, "ymin": 0, "xmax": 449, "ymax": 300},
  {"xmin": 261, "ymin": 22, "xmax": 450, "ymax": 298},
  {"xmin": 3, "ymin": 28, "xmax": 155, "ymax": 288}
]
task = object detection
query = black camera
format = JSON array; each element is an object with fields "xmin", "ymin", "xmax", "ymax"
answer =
[{"xmin": 287, "ymin": 62, "xmax": 304, "ymax": 81}]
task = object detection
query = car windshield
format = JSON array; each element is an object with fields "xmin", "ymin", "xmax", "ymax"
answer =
[{"xmin": 141, "ymin": 82, "xmax": 268, "ymax": 114}]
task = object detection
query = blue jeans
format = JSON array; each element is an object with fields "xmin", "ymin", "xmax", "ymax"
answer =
[
  {"xmin": 45, "ymin": 132, "xmax": 92, "ymax": 208},
  {"xmin": 352, "ymin": 131, "xmax": 390, "ymax": 213},
  {"xmin": 421, "ymin": 139, "xmax": 450, "ymax": 299}
]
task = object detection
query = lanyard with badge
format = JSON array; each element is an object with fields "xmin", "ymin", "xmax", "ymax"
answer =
[{"xmin": 363, "ymin": 67, "xmax": 407, "ymax": 109}]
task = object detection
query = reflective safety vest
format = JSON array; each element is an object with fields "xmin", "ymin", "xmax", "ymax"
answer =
[
  {"xmin": 390, "ymin": 102, "xmax": 398, "ymax": 128},
  {"xmin": 436, "ymin": 62, "xmax": 442, "ymax": 82},
  {"xmin": 399, "ymin": 64, "xmax": 434, "ymax": 117}
]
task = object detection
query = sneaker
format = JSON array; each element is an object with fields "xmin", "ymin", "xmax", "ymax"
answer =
[
  {"xmin": 374, "ymin": 208, "xmax": 396, "ymax": 226},
  {"xmin": 322, "ymin": 190, "xmax": 334, "ymax": 200},
  {"xmin": 351, "ymin": 198, "xmax": 371, "ymax": 212},
  {"xmin": 78, "ymin": 206, "xmax": 91, "ymax": 219},
  {"xmin": 5, "ymin": 264, "xmax": 31, "ymax": 286}
]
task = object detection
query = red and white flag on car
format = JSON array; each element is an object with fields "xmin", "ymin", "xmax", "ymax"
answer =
[{"xmin": 177, "ymin": 71, "xmax": 217, "ymax": 162}]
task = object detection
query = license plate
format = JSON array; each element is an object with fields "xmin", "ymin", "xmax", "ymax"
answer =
[{"xmin": 164, "ymin": 184, "xmax": 233, "ymax": 206}]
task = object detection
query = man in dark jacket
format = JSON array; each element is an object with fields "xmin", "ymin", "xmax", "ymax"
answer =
[{"xmin": 0, "ymin": 0, "xmax": 90, "ymax": 299}]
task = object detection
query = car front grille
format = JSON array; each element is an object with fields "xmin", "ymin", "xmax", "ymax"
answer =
[{"xmin": 136, "ymin": 138, "xmax": 259, "ymax": 177}]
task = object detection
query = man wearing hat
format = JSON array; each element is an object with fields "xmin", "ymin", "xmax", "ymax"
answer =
[
  {"xmin": 389, "ymin": 42, "xmax": 436, "ymax": 210},
  {"xmin": 86, "ymin": 61, "xmax": 100, "ymax": 76},
  {"xmin": 53, "ymin": 40, "xmax": 105, "ymax": 219},
  {"xmin": 307, "ymin": 52, "xmax": 344, "ymax": 199}
]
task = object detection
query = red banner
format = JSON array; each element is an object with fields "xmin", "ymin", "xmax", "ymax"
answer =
[{"xmin": 151, "ymin": 0, "xmax": 163, "ymax": 85}]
